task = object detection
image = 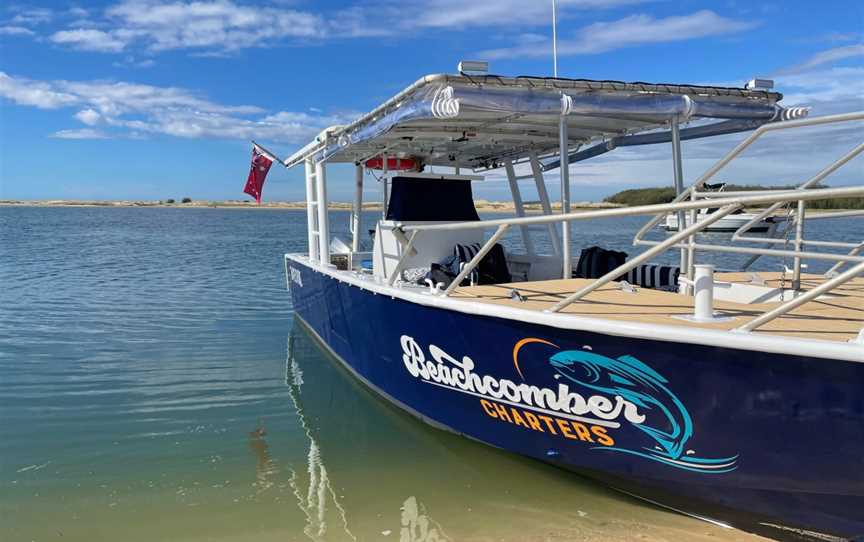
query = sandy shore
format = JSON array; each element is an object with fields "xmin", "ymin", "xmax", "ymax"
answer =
[{"xmin": 0, "ymin": 199, "xmax": 623, "ymax": 212}]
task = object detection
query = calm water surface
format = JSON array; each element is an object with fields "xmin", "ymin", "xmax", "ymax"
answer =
[{"xmin": 5, "ymin": 206, "xmax": 854, "ymax": 541}]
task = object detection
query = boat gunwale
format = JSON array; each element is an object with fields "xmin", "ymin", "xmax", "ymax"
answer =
[{"xmin": 284, "ymin": 253, "xmax": 864, "ymax": 363}]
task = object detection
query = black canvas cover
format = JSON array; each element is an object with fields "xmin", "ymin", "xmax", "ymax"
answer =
[{"xmin": 386, "ymin": 177, "xmax": 480, "ymax": 222}]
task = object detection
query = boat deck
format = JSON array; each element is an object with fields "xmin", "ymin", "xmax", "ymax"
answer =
[{"xmin": 452, "ymin": 272, "xmax": 864, "ymax": 343}]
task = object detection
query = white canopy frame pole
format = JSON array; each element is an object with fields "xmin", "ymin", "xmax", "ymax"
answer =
[
  {"xmin": 352, "ymin": 163, "xmax": 363, "ymax": 252},
  {"xmin": 381, "ymin": 153, "xmax": 390, "ymax": 219},
  {"xmin": 553, "ymin": 0, "xmax": 569, "ymax": 276},
  {"xmin": 304, "ymin": 158, "xmax": 320, "ymax": 262},
  {"xmin": 670, "ymin": 116, "xmax": 689, "ymax": 291},
  {"xmin": 529, "ymin": 153, "xmax": 561, "ymax": 255},
  {"xmin": 792, "ymin": 199, "xmax": 806, "ymax": 290},
  {"xmin": 315, "ymin": 160, "xmax": 330, "ymax": 265},
  {"xmin": 559, "ymin": 117, "xmax": 572, "ymax": 278}
]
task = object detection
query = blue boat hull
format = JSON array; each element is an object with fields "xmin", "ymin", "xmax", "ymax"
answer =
[{"xmin": 287, "ymin": 258, "xmax": 864, "ymax": 541}]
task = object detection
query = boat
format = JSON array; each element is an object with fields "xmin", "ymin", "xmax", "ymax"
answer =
[
  {"xmin": 663, "ymin": 183, "xmax": 776, "ymax": 232},
  {"xmin": 260, "ymin": 70, "xmax": 864, "ymax": 541}
]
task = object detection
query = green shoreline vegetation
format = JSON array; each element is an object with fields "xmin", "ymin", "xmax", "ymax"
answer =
[{"xmin": 604, "ymin": 184, "xmax": 864, "ymax": 210}]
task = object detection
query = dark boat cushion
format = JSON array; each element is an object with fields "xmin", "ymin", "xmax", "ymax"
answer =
[
  {"xmin": 574, "ymin": 246, "xmax": 679, "ymax": 290},
  {"xmin": 574, "ymin": 246, "xmax": 628, "ymax": 279},
  {"xmin": 454, "ymin": 242, "xmax": 511, "ymax": 285},
  {"xmin": 419, "ymin": 242, "xmax": 512, "ymax": 287}
]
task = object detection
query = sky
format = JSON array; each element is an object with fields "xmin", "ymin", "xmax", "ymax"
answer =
[{"xmin": 0, "ymin": 0, "xmax": 862, "ymax": 203}]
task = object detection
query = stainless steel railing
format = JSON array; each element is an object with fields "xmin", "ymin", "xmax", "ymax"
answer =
[
  {"xmin": 378, "ymin": 112, "xmax": 864, "ymax": 335},
  {"xmin": 387, "ymin": 185, "xmax": 863, "ymax": 333},
  {"xmin": 632, "ymin": 111, "xmax": 864, "ymax": 290}
]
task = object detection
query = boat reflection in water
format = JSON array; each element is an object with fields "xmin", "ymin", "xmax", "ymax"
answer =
[
  {"xmin": 285, "ymin": 331, "xmax": 358, "ymax": 542},
  {"xmin": 282, "ymin": 322, "xmax": 767, "ymax": 542}
]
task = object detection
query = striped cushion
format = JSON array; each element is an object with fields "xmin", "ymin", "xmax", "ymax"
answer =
[
  {"xmin": 626, "ymin": 264, "xmax": 680, "ymax": 289},
  {"xmin": 453, "ymin": 243, "xmax": 482, "ymax": 284},
  {"xmin": 454, "ymin": 243, "xmax": 482, "ymax": 262}
]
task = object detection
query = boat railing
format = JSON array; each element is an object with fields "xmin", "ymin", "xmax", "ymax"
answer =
[
  {"xmin": 391, "ymin": 184, "xmax": 863, "ymax": 334},
  {"xmin": 632, "ymin": 111, "xmax": 864, "ymax": 290}
]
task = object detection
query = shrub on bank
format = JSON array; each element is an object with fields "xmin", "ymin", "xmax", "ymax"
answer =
[{"xmin": 604, "ymin": 187, "xmax": 677, "ymax": 206}]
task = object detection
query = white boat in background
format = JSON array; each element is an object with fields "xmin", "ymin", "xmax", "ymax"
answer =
[
  {"xmin": 664, "ymin": 209, "xmax": 775, "ymax": 232},
  {"xmin": 664, "ymin": 184, "xmax": 775, "ymax": 232}
]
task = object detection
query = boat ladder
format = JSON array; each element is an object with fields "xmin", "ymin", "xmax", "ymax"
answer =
[{"xmin": 503, "ymin": 153, "xmax": 561, "ymax": 257}]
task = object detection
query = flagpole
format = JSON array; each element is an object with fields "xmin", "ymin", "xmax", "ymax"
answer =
[
  {"xmin": 552, "ymin": 0, "xmax": 571, "ymax": 278},
  {"xmin": 551, "ymin": 0, "xmax": 558, "ymax": 77},
  {"xmin": 251, "ymin": 140, "xmax": 287, "ymax": 167}
]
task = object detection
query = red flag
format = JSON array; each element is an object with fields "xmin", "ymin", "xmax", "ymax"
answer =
[{"xmin": 243, "ymin": 147, "xmax": 273, "ymax": 204}]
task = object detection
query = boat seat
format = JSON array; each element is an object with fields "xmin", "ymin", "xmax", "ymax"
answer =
[
  {"xmin": 506, "ymin": 253, "xmax": 563, "ymax": 282},
  {"xmin": 372, "ymin": 220, "xmax": 484, "ymax": 279},
  {"xmin": 574, "ymin": 246, "xmax": 679, "ymax": 290}
]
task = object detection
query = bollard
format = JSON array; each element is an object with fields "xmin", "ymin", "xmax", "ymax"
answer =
[
  {"xmin": 675, "ymin": 264, "xmax": 734, "ymax": 323},
  {"xmin": 693, "ymin": 264, "xmax": 716, "ymax": 321}
]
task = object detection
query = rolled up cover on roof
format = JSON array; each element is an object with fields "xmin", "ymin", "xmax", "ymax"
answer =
[
  {"xmin": 326, "ymin": 84, "xmax": 788, "ymax": 162},
  {"xmin": 439, "ymin": 86, "xmax": 780, "ymax": 120}
]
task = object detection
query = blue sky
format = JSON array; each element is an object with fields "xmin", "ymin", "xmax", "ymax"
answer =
[{"xmin": 0, "ymin": 0, "xmax": 861, "ymax": 203}]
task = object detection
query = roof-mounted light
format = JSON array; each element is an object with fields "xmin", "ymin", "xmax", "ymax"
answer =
[
  {"xmin": 458, "ymin": 60, "xmax": 489, "ymax": 75},
  {"xmin": 745, "ymin": 78, "xmax": 774, "ymax": 91}
]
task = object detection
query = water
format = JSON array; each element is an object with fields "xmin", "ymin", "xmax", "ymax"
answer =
[{"xmin": 3, "ymin": 206, "xmax": 854, "ymax": 541}]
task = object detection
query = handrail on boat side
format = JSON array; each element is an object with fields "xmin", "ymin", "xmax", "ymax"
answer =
[
  {"xmin": 631, "ymin": 111, "xmax": 864, "ymax": 290},
  {"xmin": 631, "ymin": 112, "xmax": 864, "ymax": 241},
  {"xmin": 826, "ymin": 241, "xmax": 864, "ymax": 277},
  {"xmin": 388, "ymin": 184, "xmax": 864, "ymax": 334},
  {"xmin": 735, "ymin": 260, "xmax": 864, "ymax": 333},
  {"xmin": 397, "ymin": 186, "xmax": 864, "ymax": 233},
  {"xmin": 548, "ymin": 203, "xmax": 741, "ymax": 311}
]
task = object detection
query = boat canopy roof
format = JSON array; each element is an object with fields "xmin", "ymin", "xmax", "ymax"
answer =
[{"xmin": 284, "ymin": 73, "xmax": 787, "ymax": 171}]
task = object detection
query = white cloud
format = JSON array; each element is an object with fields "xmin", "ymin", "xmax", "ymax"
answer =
[
  {"xmin": 67, "ymin": 7, "xmax": 90, "ymax": 19},
  {"xmin": 409, "ymin": 0, "xmax": 645, "ymax": 29},
  {"xmin": 50, "ymin": 28, "xmax": 129, "ymax": 52},
  {"xmin": 480, "ymin": 10, "xmax": 756, "ymax": 58},
  {"xmin": 10, "ymin": 8, "xmax": 53, "ymax": 26},
  {"xmin": 777, "ymin": 44, "xmax": 864, "ymax": 75},
  {"xmin": 0, "ymin": 71, "xmax": 358, "ymax": 143},
  {"xmin": 51, "ymin": 128, "xmax": 109, "ymax": 139},
  {"xmin": 770, "ymin": 66, "xmax": 864, "ymax": 116},
  {"xmin": 99, "ymin": 0, "xmax": 324, "ymax": 52},
  {"xmin": 113, "ymin": 56, "xmax": 156, "ymax": 68},
  {"xmin": 0, "ymin": 72, "xmax": 78, "ymax": 108},
  {"xmin": 33, "ymin": 0, "xmax": 656, "ymax": 55},
  {"xmin": 0, "ymin": 25, "xmax": 35, "ymax": 36},
  {"xmin": 74, "ymin": 108, "xmax": 101, "ymax": 125}
]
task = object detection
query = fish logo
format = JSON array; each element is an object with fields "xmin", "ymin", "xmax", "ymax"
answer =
[{"xmin": 515, "ymin": 339, "xmax": 738, "ymax": 474}]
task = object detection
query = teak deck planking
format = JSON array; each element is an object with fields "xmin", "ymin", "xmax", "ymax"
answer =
[{"xmin": 452, "ymin": 272, "xmax": 864, "ymax": 343}]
